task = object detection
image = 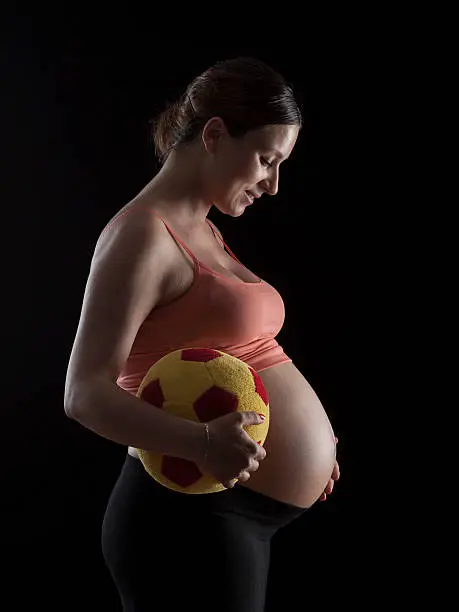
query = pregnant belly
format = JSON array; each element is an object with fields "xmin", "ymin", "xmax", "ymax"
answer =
[
  {"xmin": 241, "ymin": 361, "xmax": 336, "ymax": 509},
  {"xmin": 128, "ymin": 362, "xmax": 336, "ymax": 509}
]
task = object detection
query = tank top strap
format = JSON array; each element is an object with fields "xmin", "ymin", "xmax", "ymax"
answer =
[
  {"xmin": 206, "ymin": 219, "xmax": 243, "ymax": 265},
  {"xmin": 150, "ymin": 210, "xmax": 200, "ymax": 265}
]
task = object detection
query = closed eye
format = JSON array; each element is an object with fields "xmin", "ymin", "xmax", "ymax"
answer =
[{"xmin": 260, "ymin": 157, "xmax": 272, "ymax": 167}]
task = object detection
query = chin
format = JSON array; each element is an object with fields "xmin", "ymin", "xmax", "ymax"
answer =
[
  {"xmin": 215, "ymin": 199, "xmax": 248, "ymax": 218},
  {"xmin": 228, "ymin": 207, "xmax": 246, "ymax": 218}
]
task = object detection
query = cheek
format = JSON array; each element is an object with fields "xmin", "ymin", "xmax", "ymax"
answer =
[
  {"xmin": 245, "ymin": 156, "xmax": 263, "ymax": 180},
  {"xmin": 212, "ymin": 152, "xmax": 260, "ymax": 196},
  {"xmin": 221, "ymin": 163, "xmax": 247, "ymax": 192},
  {"xmin": 234, "ymin": 157, "xmax": 260, "ymax": 184}
]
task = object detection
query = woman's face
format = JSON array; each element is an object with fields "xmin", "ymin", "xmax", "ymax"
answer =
[{"xmin": 202, "ymin": 121, "xmax": 299, "ymax": 217}]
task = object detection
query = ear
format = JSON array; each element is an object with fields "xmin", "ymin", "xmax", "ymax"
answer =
[{"xmin": 201, "ymin": 116, "xmax": 228, "ymax": 154}]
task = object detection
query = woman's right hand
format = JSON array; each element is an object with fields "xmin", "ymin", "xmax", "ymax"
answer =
[{"xmin": 196, "ymin": 411, "xmax": 267, "ymax": 489}]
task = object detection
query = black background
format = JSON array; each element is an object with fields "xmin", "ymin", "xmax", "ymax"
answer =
[{"xmin": 2, "ymin": 9, "xmax": 360, "ymax": 610}]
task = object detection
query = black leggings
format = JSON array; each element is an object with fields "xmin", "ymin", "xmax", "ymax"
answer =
[{"xmin": 101, "ymin": 455, "xmax": 307, "ymax": 612}]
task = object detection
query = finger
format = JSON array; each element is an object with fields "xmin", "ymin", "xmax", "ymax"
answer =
[
  {"xmin": 256, "ymin": 448, "xmax": 266, "ymax": 462},
  {"xmin": 247, "ymin": 439, "xmax": 265, "ymax": 460},
  {"xmin": 257, "ymin": 450, "xmax": 267, "ymax": 462},
  {"xmin": 335, "ymin": 436, "xmax": 338, "ymax": 444},
  {"xmin": 256, "ymin": 440, "xmax": 267, "ymax": 461},
  {"xmin": 325, "ymin": 479, "xmax": 334, "ymax": 495},
  {"xmin": 333, "ymin": 461, "xmax": 340, "ymax": 481},
  {"xmin": 319, "ymin": 492, "xmax": 327, "ymax": 502}
]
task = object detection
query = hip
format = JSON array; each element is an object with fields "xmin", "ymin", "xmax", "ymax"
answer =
[
  {"xmin": 111, "ymin": 453, "xmax": 306, "ymax": 530},
  {"xmin": 102, "ymin": 455, "xmax": 302, "ymax": 612}
]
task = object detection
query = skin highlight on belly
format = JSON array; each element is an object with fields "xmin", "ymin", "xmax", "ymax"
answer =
[{"xmin": 240, "ymin": 361, "xmax": 336, "ymax": 508}]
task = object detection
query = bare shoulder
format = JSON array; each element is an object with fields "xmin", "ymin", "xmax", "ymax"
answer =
[
  {"xmin": 65, "ymin": 205, "xmax": 175, "ymax": 388},
  {"xmin": 92, "ymin": 204, "xmax": 186, "ymax": 279},
  {"xmin": 97, "ymin": 205, "xmax": 169, "ymax": 251}
]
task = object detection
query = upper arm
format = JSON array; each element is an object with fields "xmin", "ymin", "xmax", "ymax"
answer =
[{"xmin": 65, "ymin": 211, "xmax": 172, "ymax": 403}]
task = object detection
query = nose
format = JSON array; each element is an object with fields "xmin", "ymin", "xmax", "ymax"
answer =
[{"xmin": 260, "ymin": 168, "xmax": 279, "ymax": 196}]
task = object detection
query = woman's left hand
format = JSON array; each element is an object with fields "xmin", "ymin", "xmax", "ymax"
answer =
[{"xmin": 319, "ymin": 437, "xmax": 340, "ymax": 502}]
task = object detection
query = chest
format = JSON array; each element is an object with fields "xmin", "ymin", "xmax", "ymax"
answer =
[{"xmin": 159, "ymin": 233, "xmax": 260, "ymax": 308}]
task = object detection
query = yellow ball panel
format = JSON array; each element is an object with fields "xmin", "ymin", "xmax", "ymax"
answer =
[
  {"xmin": 136, "ymin": 350, "xmax": 182, "ymax": 396},
  {"xmin": 162, "ymin": 400, "xmax": 198, "ymax": 422},
  {"xmin": 137, "ymin": 449, "xmax": 162, "ymax": 479},
  {"xmin": 156, "ymin": 360, "xmax": 214, "ymax": 405},
  {"xmin": 243, "ymin": 419, "xmax": 269, "ymax": 446},
  {"xmin": 142, "ymin": 348, "xmax": 183, "ymax": 379},
  {"xmin": 206, "ymin": 353, "xmax": 254, "ymax": 396}
]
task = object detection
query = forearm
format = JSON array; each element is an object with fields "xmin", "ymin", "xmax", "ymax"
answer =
[{"xmin": 64, "ymin": 378, "xmax": 204, "ymax": 461}]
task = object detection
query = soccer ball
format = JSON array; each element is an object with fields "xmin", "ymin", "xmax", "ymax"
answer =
[{"xmin": 136, "ymin": 348, "xmax": 270, "ymax": 494}]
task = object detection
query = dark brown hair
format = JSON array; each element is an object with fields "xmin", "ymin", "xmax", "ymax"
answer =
[{"xmin": 151, "ymin": 57, "xmax": 302, "ymax": 164}]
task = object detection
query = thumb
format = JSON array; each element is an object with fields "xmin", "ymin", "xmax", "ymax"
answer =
[{"xmin": 240, "ymin": 411, "xmax": 266, "ymax": 426}]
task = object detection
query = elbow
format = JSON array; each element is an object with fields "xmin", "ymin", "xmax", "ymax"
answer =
[
  {"xmin": 64, "ymin": 375, "xmax": 112, "ymax": 420},
  {"xmin": 64, "ymin": 394, "xmax": 80, "ymax": 420},
  {"xmin": 64, "ymin": 377, "xmax": 90, "ymax": 419},
  {"xmin": 64, "ymin": 401, "xmax": 78, "ymax": 419}
]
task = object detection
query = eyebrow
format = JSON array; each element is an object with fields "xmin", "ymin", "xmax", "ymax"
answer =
[{"xmin": 271, "ymin": 149, "xmax": 289, "ymax": 161}]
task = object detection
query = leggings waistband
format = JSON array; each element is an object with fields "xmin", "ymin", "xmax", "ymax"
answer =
[{"xmin": 122, "ymin": 454, "xmax": 307, "ymax": 531}]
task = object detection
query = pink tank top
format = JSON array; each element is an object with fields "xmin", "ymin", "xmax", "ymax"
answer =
[{"xmin": 114, "ymin": 209, "xmax": 292, "ymax": 394}]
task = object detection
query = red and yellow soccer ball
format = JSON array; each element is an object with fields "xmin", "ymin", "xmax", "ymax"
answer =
[{"xmin": 136, "ymin": 348, "xmax": 270, "ymax": 494}]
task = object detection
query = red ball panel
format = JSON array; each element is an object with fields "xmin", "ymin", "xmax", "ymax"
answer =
[
  {"xmin": 249, "ymin": 368, "xmax": 269, "ymax": 406},
  {"xmin": 140, "ymin": 379, "xmax": 165, "ymax": 408},
  {"xmin": 194, "ymin": 385, "xmax": 238, "ymax": 422},
  {"xmin": 161, "ymin": 456, "xmax": 203, "ymax": 487}
]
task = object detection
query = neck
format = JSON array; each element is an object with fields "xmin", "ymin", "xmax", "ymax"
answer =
[{"xmin": 138, "ymin": 148, "xmax": 213, "ymax": 228}]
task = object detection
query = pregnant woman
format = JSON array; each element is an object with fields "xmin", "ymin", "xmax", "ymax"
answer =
[{"xmin": 64, "ymin": 57, "xmax": 340, "ymax": 612}]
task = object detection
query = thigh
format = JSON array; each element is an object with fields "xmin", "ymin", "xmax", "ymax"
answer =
[
  {"xmin": 198, "ymin": 515, "xmax": 271, "ymax": 612},
  {"xmin": 103, "ymin": 499, "xmax": 270, "ymax": 612}
]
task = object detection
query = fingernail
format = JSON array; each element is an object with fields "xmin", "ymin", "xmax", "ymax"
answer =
[{"xmin": 257, "ymin": 413, "xmax": 265, "ymax": 421}]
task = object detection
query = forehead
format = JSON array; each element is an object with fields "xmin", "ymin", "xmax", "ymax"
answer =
[{"xmin": 243, "ymin": 124, "xmax": 299, "ymax": 159}]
